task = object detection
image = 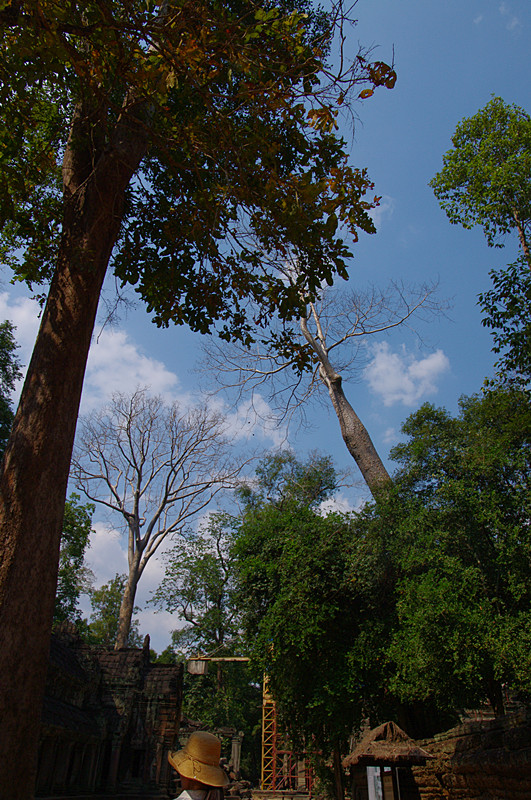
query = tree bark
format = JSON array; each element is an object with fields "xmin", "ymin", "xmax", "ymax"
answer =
[
  {"xmin": 324, "ymin": 370, "xmax": 391, "ymax": 495},
  {"xmin": 299, "ymin": 311, "xmax": 391, "ymax": 497},
  {"xmin": 512, "ymin": 208, "xmax": 531, "ymax": 271},
  {"xmin": 115, "ymin": 555, "xmax": 142, "ymax": 649},
  {"xmin": 332, "ymin": 745, "xmax": 344, "ymax": 800},
  {"xmin": 0, "ymin": 102, "xmax": 148, "ymax": 798}
]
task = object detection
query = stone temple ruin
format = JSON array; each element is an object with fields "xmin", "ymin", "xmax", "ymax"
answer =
[
  {"xmin": 35, "ymin": 622, "xmax": 531, "ymax": 799},
  {"xmin": 36, "ymin": 622, "xmax": 183, "ymax": 796}
]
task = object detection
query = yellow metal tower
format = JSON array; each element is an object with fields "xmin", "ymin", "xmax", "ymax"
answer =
[{"xmin": 261, "ymin": 675, "xmax": 277, "ymax": 790}]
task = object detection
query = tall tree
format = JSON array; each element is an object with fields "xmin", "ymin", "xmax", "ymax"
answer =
[
  {"xmin": 383, "ymin": 387, "xmax": 531, "ymax": 716},
  {"xmin": 152, "ymin": 513, "xmax": 262, "ymax": 781},
  {"xmin": 53, "ymin": 493, "xmax": 95, "ymax": 624},
  {"xmin": 234, "ymin": 452, "xmax": 383, "ymax": 800},
  {"xmin": 0, "ymin": 2, "xmax": 395, "ymax": 790},
  {"xmin": 431, "ymin": 98, "xmax": 531, "ymax": 391},
  {"xmin": 71, "ymin": 388, "xmax": 243, "ymax": 648},
  {"xmin": 430, "ymin": 96, "xmax": 531, "ymax": 268},
  {"xmin": 203, "ymin": 283, "xmax": 438, "ymax": 496}
]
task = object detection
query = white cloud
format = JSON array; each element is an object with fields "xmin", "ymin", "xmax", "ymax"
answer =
[
  {"xmin": 137, "ymin": 609, "xmax": 178, "ymax": 651},
  {"xmin": 473, "ymin": 14, "xmax": 483, "ymax": 25},
  {"xmin": 83, "ymin": 327, "xmax": 180, "ymax": 411},
  {"xmin": 0, "ymin": 292, "xmax": 182, "ymax": 412},
  {"xmin": 84, "ymin": 521, "xmax": 128, "ymax": 583},
  {"xmin": 318, "ymin": 492, "xmax": 359, "ymax": 516},
  {"xmin": 0, "ymin": 292, "xmax": 42, "ymax": 400},
  {"xmin": 224, "ymin": 394, "xmax": 287, "ymax": 447},
  {"xmin": 369, "ymin": 195, "xmax": 395, "ymax": 230},
  {"xmin": 506, "ymin": 15, "xmax": 521, "ymax": 31},
  {"xmin": 499, "ymin": 3, "xmax": 521, "ymax": 31},
  {"xmin": 364, "ymin": 342, "xmax": 450, "ymax": 407},
  {"xmin": 383, "ymin": 427, "xmax": 398, "ymax": 445}
]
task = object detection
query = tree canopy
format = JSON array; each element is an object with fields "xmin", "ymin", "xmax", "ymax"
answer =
[
  {"xmin": 0, "ymin": 2, "xmax": 395, "ymax": 792},
  {"xmin": 231, "ymin": 399, "xmax": 531, "ymax": 776},
  {"xmin": 479, "ymin": 256, "xmax": 531, "ymax": 387},
  {"xmin": 153, "ymin": 513, "xmax": 262, "ymax": 781},
  {"xmin": 152, "ymin": 513, "xmax": 241, "ymax": 658},
  {"xmin": 233, "ymin": 453, "xmax": 391, "ymax": 797},
  {"xmin": 430, "ymin": 96, "xmax": 531, "ymax": 266},
  {"xmin": 2, "ymin": 0, "xmax": 394, "ymax": 341},
  {"xmin": 383, "ymin": 387, "xmax": 531, "ymax": 715}
]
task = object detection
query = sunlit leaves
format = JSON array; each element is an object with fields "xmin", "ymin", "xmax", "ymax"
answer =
[
  {"xmin": 384, "ymin": 387, "xmax": 531, "ymax": 707},
  {"xmin": 430, "ymin": 96, "xmax": 531, "ymax": 252},
  {"xmin": 479, "ymin": 257, "xmax": 531, "ymax": 386},
  {"xmin": 1, "ymin": 0, "xmax": 394, "ymax": 346}
]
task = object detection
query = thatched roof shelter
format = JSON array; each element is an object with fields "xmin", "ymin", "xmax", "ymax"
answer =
[{"xmin": 342, "ymin": 721, "xmax": 433, "ymax": 768}]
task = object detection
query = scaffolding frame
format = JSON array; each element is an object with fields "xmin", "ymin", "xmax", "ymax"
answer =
[
  {"xmin": 261, "ymin": 676, "xmax": 278, "ymax": 789},
  {"xmin": 261, "ymin": 677, "xmax": 314, "ymax": 794},
  {"xmin": 187, "ymin": 658, "xmax": 314, "ymax": 796}
]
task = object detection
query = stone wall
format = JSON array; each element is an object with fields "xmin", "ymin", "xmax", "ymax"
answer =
[
  {"xmin": 411, "ymin": 709, "xmax": 531, "ymax": 800},
  {"xmin": 36, "ymin": 624, "xmax": 183, "ymax": 796}
]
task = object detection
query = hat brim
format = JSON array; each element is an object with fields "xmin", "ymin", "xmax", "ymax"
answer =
[{"xmin": 168, "ymin": 749, "xmax": 230, "ymax": 787}]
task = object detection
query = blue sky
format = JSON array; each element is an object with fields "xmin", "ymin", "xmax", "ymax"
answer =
[{"xmin": 2, "ymin": 1, "xmax": 530, "ymax": 650}]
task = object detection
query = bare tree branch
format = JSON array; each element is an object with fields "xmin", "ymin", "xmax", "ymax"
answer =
[
  {"xmin": 71, "ymin": 387, "xmax": 247, "ymax": 648},
  {"xmin": 200, "ymin": 280, "xmax": 446, "ymax": 495}
]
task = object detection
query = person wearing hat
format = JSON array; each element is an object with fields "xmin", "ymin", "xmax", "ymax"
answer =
[{"xmin": 168, "ymin": 731, "xmax": 229, "ymax": 800}]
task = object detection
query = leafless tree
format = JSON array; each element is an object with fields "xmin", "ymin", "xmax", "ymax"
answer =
[
  {"xmin": 71, "ymin": 388, "xmax": 245, "ymax": 648},
  {"xmin": 202, "ymin": 280, "xmax": 442, "ymax": 496}
]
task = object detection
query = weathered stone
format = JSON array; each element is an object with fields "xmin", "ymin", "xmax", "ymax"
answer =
[
  {"xmin": 36, "ymin": 625, "xmax": 183, "ymax": 796},
  {"xmin": 411, "ymin": 709, "xmax": 531, "ymax": 800}
]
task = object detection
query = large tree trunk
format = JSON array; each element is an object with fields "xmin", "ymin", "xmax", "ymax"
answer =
[
  {"xmin": 300, "ymin": 313, "xmax": 391, "ymax": 497},
  {"xmin": 324, "ymin": 370, "xmax": 391, "ymax": 496},
  {"xmin": 0, "ymin": 103, "xmax": 148, "ymax": 798}
]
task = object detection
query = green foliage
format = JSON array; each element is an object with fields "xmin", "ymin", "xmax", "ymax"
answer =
[
  {"xmin": 86, "ymin": 574, "xmax": 142, "ymax": 647},
  {"xmin": 236, "ymin": 506, "xmax": 354, "ymax": 753},
  {"xmin": 179, "ymin": 660, "xmax": 262, "ymax": 781},
  {"xmin": 0, "ymin": 320, "xmax": 22, "ymax": 457},
  {"xmin": 385, "ymin": 387, "xmax": 531, "ymax": 712},
  {"xmin": 53, "ymin": 493, "xmax": 95, "ymax": 624},
  {"xmin": 153, "ymin": 513, "xmax": 261, "ymax": 781},
  {"xmin": 479, "ymin": 257, "xmax": 531, "ymax": 386},
  {"xmin": 234, "ymin": 454, "xmax": 388, "ymax": 763},
  {"xmin": 152, "ymin": 513, "xmax": 241, "ymax": 654},
  {"xmin": 229, "ymin": 401, "xmax": 531, "ymax": 752},
  {"xmin": 432, "ymin": 97, "xmax": 531, "ymax": 394},
  {"xmin": 237, "ymin": 450, "xmax": 337, "ymax": 510},
  {"xmin": 0, "ymin": 0, "xmax": 395, "ymax": 359},
  {"xmin": 430, "ymin": 96, "xmax": 531, "ymax": 253}
]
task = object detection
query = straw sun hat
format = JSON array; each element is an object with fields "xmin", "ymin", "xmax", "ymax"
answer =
[{"xmin": 168, "ymin": 731, "xmax": 229, "ymax": 788}]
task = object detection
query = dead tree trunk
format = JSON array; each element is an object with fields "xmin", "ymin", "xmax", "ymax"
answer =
[
  {"xmin": 323, "ymin": 368, "xmax": 391, "ymax": 494},
  {"xmin": 115, "ymin": 553, "xmax": 142, "ymax": 650},
  {"xmin": 0, "ymin": 102, "xmax": 148, "ymax": 798},
  {"xmin": 300, "ymin": 311, "xmax": 391, "ymax": 496}
]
